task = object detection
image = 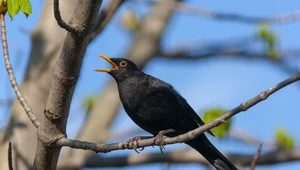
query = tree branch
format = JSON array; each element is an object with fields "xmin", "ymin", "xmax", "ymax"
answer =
[
  {"xmin": 58, "ymin": 148, "xmax": 300, "ymax": 168},
  {"xmin": 141, "ymin": 0, "xmax": 300, "ymax": 24},
  {"xmin": 158, "ymin": 43, "xmax": 300, "ymax": 76},
  {"xmin": 33, "ymin": 1, "xmax": 102, "ymax": 169},
  {"xmin": 53, "ymin": 0, "xmax": 79, "ymax": 33},
  {"xmin": 0, "ymin": 1, "xmax": 79, "ymax": 169},
  {"xmin": 227, "ymin": 129, "xmax": 277, "ymax": 150},
  {"xmin": 56, "ymin": 72, "xmax": 300, "ymax": 153},
  {"xmin": 1, "ymin": 13, "xmax": 40, "ymax": 128},
  {"xmin": 89, "ymin": 0, "xmax": 125, "ymax": 42},
  {"xmin": 176, "ymin": 3, "xmax": 300, "ymax": 24},
  {"xmin": 250, "ymin": 143, "xmax": 263, "ymax": 170}
]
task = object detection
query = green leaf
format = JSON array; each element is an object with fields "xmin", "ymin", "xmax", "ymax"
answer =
[
  {"xmin": 257, "ymin": 25, "xmax": 279, "ymax": 60},
  {"xmin": 7, "ymin": 0, "xmax": 32, "ymax": 19},
  {"xmin": 202, "ymin": 107, "xmax": 232, "ymax": 139},
  {"xmin": 7, "ymin": 0, "xmax": 20, "ymax": 19},
  {"xmin": 19, "ymin": 0, "xmax": 31, "ymax": 17},
  {"xmin": 275, "ymin": 128, "xmax": 294, "ymax": 150}
]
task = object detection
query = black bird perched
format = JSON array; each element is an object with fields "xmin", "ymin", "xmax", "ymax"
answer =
[{"xmin": 96, "ymin": 54, "xmax": 238, "ymax": 170}]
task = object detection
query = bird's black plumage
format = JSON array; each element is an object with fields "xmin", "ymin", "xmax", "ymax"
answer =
[{"xmin": 96, "ymin": 55, "xmax": 238, "ymax": 170}]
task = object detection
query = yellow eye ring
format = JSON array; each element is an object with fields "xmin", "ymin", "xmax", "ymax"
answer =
[{"xmin": 119, "ymin": 61, "xmax": 127, "ymax": 67}]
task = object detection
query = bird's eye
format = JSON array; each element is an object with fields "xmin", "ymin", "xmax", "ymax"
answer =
[{"xmin": 119, "ymin": 61, "xmax": 127, "ymax": 67}]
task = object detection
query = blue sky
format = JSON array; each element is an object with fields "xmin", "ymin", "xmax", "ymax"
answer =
[{"xmin": 1, "ymin": 0, "xmax": 300, "ymax": 169}]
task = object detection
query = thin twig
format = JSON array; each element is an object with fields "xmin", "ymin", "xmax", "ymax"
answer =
[
  {"xmin": 0, "ymin": 14, "xmax": 40, "ymax": 128},
  {"xmin": 8, "ymin": 142, "xmax": 13, "ymax": 170},
  {"xmin": 228, "ymin": 129, "xmax": 277, "ymax": 150},
  {"xmin": 56, "ymin": 73, "xmax": 300, "ymax": 152},
  {"xmin": 53, "ymin": 0, "xmax": 80, "ymax": 33},
  {"xmin": 158, "ymin": 44, "xmax": 300, "ymax": 76},
  {"xmin": 89, "ymin": 0, "xmax": 125, "ymax": 42},
  {"xmin": 250, "ymin": 143, "xmax": 263, "ymax": 170},
  {"xmin": 139, "ymin": 0, "xmax": 300, "ymax": 24},
  {"xmin": 176, "ymin": 3, "xmax": 300, "ymax": 24}
]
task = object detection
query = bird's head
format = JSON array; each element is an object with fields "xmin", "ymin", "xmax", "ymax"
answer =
[{"xmin": 95, "ymin": 54, "xmax": 140, "ymax": 82}]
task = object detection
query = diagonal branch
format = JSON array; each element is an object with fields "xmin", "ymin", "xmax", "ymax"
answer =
[
  {"xmin": 250, "ymin": 143, "xmax": 263, "ymax": 170},
  {"xmin": 0, "ymin": 13, "xmax": 40, "ymax": 128},
  {"xmin": 56, "ymin": 72, "xmax": 300, "ymax": 153},
  {"xmin": 89, "ymin": 0, "xmax": 125, "ymax": 42}
]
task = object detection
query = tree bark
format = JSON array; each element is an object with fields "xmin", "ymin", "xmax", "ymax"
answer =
[
  {"xmin": 33, "ymin": 0, "xmax": 102, "ymax": 169},
  {"xmin": 0, "ymin": 1, "xmax": 77, "ymax": 169}
]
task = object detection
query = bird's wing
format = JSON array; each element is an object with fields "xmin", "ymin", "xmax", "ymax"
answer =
[
  {"xmin": 178, "ymin": 94, "xmax": 215, "ymax": 136},
  {"xmin": 149, "ymin": 79, "xmax": 214, "ymax": 136}
]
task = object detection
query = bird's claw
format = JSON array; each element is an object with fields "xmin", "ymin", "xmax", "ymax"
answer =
[
  {"xmin": 154, "ymin": 129, "xmax": 176, "ymax": 154},
  {"xmin": 127, "ymin": 136, "xmax": 151, "ymax": 153}
]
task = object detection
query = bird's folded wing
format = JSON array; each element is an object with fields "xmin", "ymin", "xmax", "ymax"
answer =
[{"xmin": 149, "ymin": 82, "xmax": 215, "ymax": 136}]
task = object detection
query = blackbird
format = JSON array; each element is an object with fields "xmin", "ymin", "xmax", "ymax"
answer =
[{"xmin": 96, "ymin": 54, "xmax": 238, "ymax": 170}]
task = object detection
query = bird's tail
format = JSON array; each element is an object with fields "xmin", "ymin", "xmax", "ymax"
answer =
[{"xmin": 185, "ymin": 135, "xmax": 238, "ymax": 170}]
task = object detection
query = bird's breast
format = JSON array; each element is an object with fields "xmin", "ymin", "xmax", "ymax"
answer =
[{"xmin": 118, "ymin": 81, "xmax": 148, "ymax": 111}]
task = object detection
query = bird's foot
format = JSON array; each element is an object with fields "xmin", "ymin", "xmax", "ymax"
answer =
[
  {"xmin": 127, "ymin": 136, "xmax": 152, "ymax": 153},
  {"xmin": 154, "ymin": 129, "xmax": 176, "ymax": 154}
]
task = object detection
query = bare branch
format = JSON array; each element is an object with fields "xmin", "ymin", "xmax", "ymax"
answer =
[
  {"xmin": 176, "ymin": 3, "xmax": 300, "ymax": 24},
  {"xmin": 227, "ymin": 129, "xmax": 261, "ymax": 145},
  {"xmin": 160, "ymin": 49, "xmax": 267, "ymax": 60},
  {"xmin": 140, "ymin": 0, "xmax": 300, "ymax": 24},
  {"xmin": 89, "ymin": 0, "xmax": 125, "ymax": 42},
  {"xmin": 53, "ymin": 0, "xmax": 76, "ymax": 32},
  {"xmin": 56, "ymin": 72, "xmax": 300, "ymax": 153},
  {"xmin": 0, "ymin": 14, "xmax": 40, "ymax": 128},
  {"xmin": 33, "ymin": 1, "xmax": 102, "ymax": 169},
  {"xmin": 62, "ymin": 149, "xmax": 210, "ymax": 168},
  {"xmin": 158, "ymin": 43, "xmax": 300, "ymax": 75},
  {"xmin": 227, "ymin": 129, "xmax": 277, "ymax": 150},
  {"xmin": 8, "ymin": 142, "xmax": 13, "ymax": 170},
  {"xmin": 58, "ymin": 148, "xmax": 300, "ymax": 168},
  {"xmin": 250, "ymin": 144, "xmax": 263, "ymax": 170},
  {"xmin": 53, "ymin": 0, "xmax": 88, "ymax": 34}
]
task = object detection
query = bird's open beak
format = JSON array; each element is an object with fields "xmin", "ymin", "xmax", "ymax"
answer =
[{"xmin": 95, "ymin": 54, "xmax": 118, "ymax": 72}]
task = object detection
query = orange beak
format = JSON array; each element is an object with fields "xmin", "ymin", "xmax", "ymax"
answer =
[{"xmin": 95, "ymin": 54, "xmax": 118, "ymax": 72}]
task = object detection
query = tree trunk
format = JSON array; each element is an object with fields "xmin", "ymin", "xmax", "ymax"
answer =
[{"xmin": 0, "ymin": 1, "xmax": 77, "ymax": 169}]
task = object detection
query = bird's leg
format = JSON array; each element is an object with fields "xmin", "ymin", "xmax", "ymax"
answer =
[
  {"xmin": 127, "ymin": 136, "xmax": 152, "ymax": 153},
  {"xmin": 154, "ymin": 129, "xmax": 176, "ymax": 153}
]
